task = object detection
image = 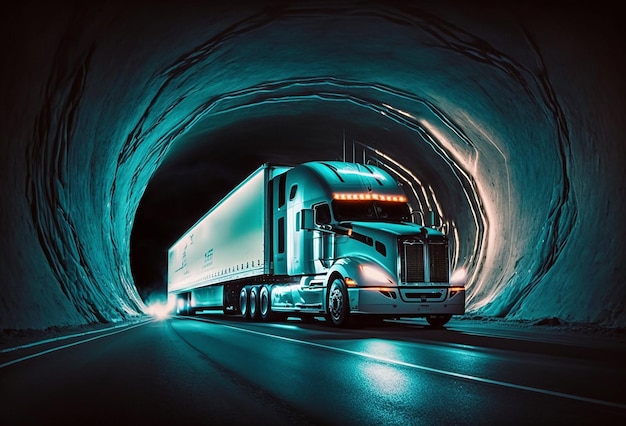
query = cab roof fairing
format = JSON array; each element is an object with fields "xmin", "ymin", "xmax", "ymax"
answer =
[
  {"xmin": 283, "ymin": 162, "xmax": 333, "ymax": 203},
  {"xmin": 296, "ymin": 161, "xmax": 406, "ymax": 197}
]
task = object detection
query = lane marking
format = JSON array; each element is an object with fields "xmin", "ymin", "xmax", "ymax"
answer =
[
  {"xmin": 183, "ymin": 317, "xmax": 626, "ymax": 411},
  {"xmin": 0, "ymin": 318, "xmax": 153, "ymax": 354},
  {"xmin": 0, "ymin": 320, "xmax": 153, "ymax": 369}
]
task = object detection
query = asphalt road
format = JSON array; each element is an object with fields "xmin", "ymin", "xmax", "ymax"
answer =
[{"xmin": 2, "ymin": 315, "xmax": 625, "ymax": 425}]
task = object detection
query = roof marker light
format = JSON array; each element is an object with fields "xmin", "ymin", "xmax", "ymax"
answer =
[{"xmin": 333, "ymin": 193, "xmax": 407, "ymax": 202}]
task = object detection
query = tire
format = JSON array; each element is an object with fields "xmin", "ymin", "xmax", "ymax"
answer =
[
  {"xmin": 259, "ymin": 285, "xmax": 274, "ymax": 321},
  {"xmin": 239, "ymin": 287, "xmax": 250, "ymax": 319},
  {"xmin": 249, "ymin": 286, "xmax": 260, "ymax": 320},
  {"xmin": 327, "ymin": 277, "xmax": 351, "ymax": 327},
  {"xmin": 426, "ymin": 314, "xmax": 452, "ymax": 327}
]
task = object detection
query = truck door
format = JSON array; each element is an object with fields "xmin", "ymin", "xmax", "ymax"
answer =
[
  {"xmin": 312, "ymin": 203, "xmax": 333, "ymax": 272},
  {"xmin": 272, "ymin": 173, "xmax": 287, "ymax": 275}
]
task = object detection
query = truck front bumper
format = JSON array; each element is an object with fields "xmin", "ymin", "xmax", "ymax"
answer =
[{"xmin": 348, "ymin": 286, "xmax": 465, "ymax": 316}]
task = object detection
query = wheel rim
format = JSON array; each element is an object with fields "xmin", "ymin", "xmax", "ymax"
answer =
[{"xmin": 328, "ymin": 281, "xmax": 344, "ymax": 322}]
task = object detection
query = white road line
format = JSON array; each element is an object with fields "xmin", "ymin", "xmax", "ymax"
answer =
[
  {"xmin": 188, "ymin": 318, "xmax": 626, "ymax": 411},
  {"xmin": 0, "ymin": 320, "xmax": 153, "ymax": 369},
  {"xmin": 0, "ymin": 318, "xmax": 153, "ymax": 354}
]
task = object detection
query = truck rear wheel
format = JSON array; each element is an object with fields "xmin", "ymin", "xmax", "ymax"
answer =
[
  {"xmin": 239, "ymin": 287, "xmax": 250, "ymax": 319},
  {"xmin": 327, "ymin": 277, "xmax": 351, "ymax": 327},
  {"xmin": 249, "ymin": 286, "xmax": 261, "ymax": 320},
  {"xmin": 259, "ymin": 285, "xmax": 274, "ymax": 321}
]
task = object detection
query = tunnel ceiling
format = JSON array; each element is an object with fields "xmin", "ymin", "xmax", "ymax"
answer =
[{"xmin": 1, "ymin": 0, "xmax": 625, "ymax": 331}]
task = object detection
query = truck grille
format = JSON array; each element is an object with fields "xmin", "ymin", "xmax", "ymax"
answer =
[
  {"xmin": 400, "ymin": 240, "xmax": 424, "ymax": 282},
  {"xmin": 399, "ymin": 237, "xmax": 449, "ymax": 283},
  {"xmin": 429, "ymin": 243, "xmax": 449, "ymax": 282}
]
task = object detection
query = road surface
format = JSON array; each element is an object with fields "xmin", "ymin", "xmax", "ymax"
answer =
[{"xmin": 2, "ymin": 315, "xmax": 625, "ymax": 424}]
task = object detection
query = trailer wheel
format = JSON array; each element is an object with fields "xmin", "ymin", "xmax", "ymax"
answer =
[
  {"xmin": 239, "ymin": 287, "xmax": 250, "ymax": 319},
  {"xmin": 249, "ymin": 286, "xmax": 261, "ymax": 320},
  {"xmin": 426, "ymin": 314, "xmax": 451, "ymax": 327},
  {"xmin": 327, "ymin": 277, "xmax": 351, "ymax": 327}
]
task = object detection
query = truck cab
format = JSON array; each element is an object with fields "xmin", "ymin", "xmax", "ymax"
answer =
[{"xmin": 270, "ymin": 161, "xmax": 465, "ymax": 326}]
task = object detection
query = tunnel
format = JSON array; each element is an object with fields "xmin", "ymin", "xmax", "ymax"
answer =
[{"xmin": 1, "ymin": 0, "xmax": 624, "ymax": 333}]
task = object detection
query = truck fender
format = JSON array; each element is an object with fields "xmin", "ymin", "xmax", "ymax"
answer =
[
  {"xmin": 326, "ymin": 256, "xmax": 396, "ymax": 288},
  {"xmin": 325, "ymin": 257, "xmax": 355, "ymax": 286}
]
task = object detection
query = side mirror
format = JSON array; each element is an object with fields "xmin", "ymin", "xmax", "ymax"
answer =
[{"xmin": 301, "ymin": 208, "xmax": 315, "ymax": 230}]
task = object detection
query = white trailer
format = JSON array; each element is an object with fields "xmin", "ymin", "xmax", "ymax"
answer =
[{"xmin": 168, "ymin": 161, "xmax": 465, "ymax": 327}]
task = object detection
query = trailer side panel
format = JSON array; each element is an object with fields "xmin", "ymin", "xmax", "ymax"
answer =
[{"xmin": 167, "ymin": 166, "xmax": 269, "ymax": 294}]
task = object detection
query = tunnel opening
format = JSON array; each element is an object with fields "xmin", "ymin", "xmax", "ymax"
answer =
[
  {"xmin": 4, "ymin": 0, "xmax": 623, "ymax": 333},
  {"xmin": 129, "ymin": 97, "xmax": 484, "ymax": 310},
  {"xmin": 108, "ymin": 2, "xmax": 563, "ymax": 321}
]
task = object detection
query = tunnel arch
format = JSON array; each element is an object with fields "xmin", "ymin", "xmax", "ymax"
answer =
[
  {"xmin": 121, "ymin": 3, "xmax": 570, "ymax": 316},
  {"xmin": 2, "ymin": 1, "xmax": 624, "ymax": 331}
]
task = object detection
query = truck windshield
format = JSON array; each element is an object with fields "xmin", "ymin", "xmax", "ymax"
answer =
[{"xmin": 332, "ymin": 200, "xmax": 411, "ymax": 222}]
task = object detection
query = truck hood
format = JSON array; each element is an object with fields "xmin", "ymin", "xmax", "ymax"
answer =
[{"xmin": 346, "ymin": 221, "xmax": 443, "ymax": 238}]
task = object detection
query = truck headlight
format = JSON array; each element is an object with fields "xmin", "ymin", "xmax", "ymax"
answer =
[
  {"xmin": 360, "ymin": 264, "xmax": 393, "ymax": 286},
  {"xmin": 450, "ymin": 268, "xmax": 467, "ymax": 285}
]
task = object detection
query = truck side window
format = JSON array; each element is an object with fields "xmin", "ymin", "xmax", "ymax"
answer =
[
  {"xmin": 278, "ymin": 174, "xmax": 286, "ymax": 208},
  {"xmin": 289, "ymin": 184, "xmax": 298, "ymax": 200},
  {"xmin": 278, "ymin": 217, "xmax": 285, "ymax": 253},
  {"xmin": 315, "ymin": 204, "xmax": 331, "ymax": 225}
]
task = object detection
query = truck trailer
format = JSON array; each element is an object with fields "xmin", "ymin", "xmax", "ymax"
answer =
[{"xmin": 167, "ymin": 161, "xmax": 465, "ymax": 327}]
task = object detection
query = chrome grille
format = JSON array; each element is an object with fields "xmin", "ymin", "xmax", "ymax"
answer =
[
  {"xmin": 400, "ymin": 240, "xmax": 424, "ymax": 283},
  {"xmin": 429, "ymin": 243, "xmax": 449, "ymax": 282},
  {"xmin": 399, "ymin": 237, "xmax": 449, "ymax": 283}
]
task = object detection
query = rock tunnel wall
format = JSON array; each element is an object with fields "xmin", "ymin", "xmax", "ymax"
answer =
[{"xmin": 1, "ymin": 1, "xmax": 624, "ymax": 330}]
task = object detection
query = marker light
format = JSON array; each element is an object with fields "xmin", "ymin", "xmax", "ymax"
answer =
[
  {"xmin": 333, "ymin": 193, "xmax": 407, "ymax": 202},
  {"xmin": 449, "ymin": 287, "xmax": 465, "ymax": 298}
]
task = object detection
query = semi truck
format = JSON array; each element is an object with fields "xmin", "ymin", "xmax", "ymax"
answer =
[{"xmin": 167, "ymin": 161, "xmax": 465, "ymax": 327}]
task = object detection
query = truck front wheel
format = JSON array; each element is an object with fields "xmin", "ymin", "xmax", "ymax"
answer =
[
  {"xmin": 327, "ymin": 277, "xmax": 351, "ymax": 327},
  {"xmin": 426, "ymin": 314, "xmax": 451, "ymax": 327}
]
